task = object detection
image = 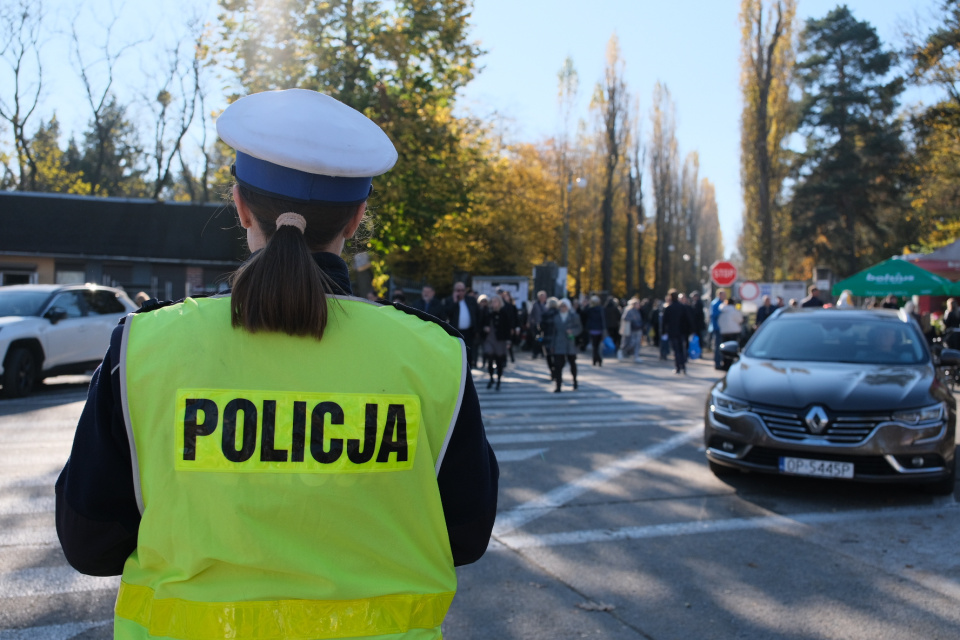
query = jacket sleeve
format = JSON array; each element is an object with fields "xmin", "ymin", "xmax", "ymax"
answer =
[
  {"xmin": 571, "ymin": 312, "xmax": 583, "ymax": 337},
  {"xmin": 55, "ymin": 322, "xmax": 141, "ymax": 576},
  {"xmin": 436, "ymin": 370, "xmax": 499, "ymax": 566}
]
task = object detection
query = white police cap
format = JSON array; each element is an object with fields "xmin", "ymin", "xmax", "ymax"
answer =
[{"xmin": 217, "ymin": 89, "xmax": 398, "ymax": 203}]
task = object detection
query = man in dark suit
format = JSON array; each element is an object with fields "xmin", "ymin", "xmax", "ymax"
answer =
[
  {"xmin": 446, "ymin": 281, "xmax": 479, "ymax": 369},
  {"xmin": 755, "ymin": 295, "xmax": 776, "ymax": 327},
  {"xmin": 689, "ymin": 291, "xmax": 707, "ymax": 355},
  {"xmin": 800, "ymin": 285, "xmax": 825, "ymax": 308},
  {"xmin": 662, "ymin": 289, "xmax": 693, "ymax": 374},
  {"xmin": 411, "ymin": 284, "xmax": 444, "ymax": 317}
]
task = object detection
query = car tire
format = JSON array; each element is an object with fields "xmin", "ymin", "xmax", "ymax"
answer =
[
  {"xmin": 1, "ymin": 348, "xmax": 38, "ymax": 399},
  {"xmin": 709, "ymin": 460, "xmax": 740, "ymax": 477},
  {"xmin": 923, "ymin": 458, "xmax": 956, "ymax": 496}
]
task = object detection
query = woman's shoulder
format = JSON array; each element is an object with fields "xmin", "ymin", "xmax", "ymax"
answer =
[{"xmin": 378, "ymin": 299, "xmax": 464, "ymax": 339}]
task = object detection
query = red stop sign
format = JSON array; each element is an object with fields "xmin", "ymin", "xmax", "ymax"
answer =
[{"xmin": 710, "ymin": 261, "xmax": 738, "ymax": 287}]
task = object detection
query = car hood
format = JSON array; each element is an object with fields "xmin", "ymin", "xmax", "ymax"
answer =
[
  {"xmin": 720, "ymin": 357, "xmax": 938, "ymax": 412},
  {"xmin": 0, "ymin": 316, "xmax": 29, "ymax": 327}
]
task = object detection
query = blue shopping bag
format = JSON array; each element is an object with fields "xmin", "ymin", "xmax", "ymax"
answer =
[
  {"xmin": 602, "ymin": 336, "xmax": 616, "ymax": 356},
  {"xmin": 688, "ymin": 334, "xmax": 702, "ymax": 360}
]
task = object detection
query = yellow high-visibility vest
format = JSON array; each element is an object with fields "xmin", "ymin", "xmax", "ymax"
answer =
[{"xmin": 116, "ymin": 295, "xmax": 465, "ymax": 640}]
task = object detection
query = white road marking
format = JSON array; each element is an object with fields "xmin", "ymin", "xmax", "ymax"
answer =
[
  {"xmin": 0, "ymin": 454, "xmax": 68, "ymax": 467},
  {"xmin": 485, "ymin": 419, "xmax": 699, "ymax": 432},
  {"xmin": 0, "ymin": 526, "xmax": 58, "ymax": 547},
  {"xmin": 0, "ymin": 464, "xmax": 63, "ymax": 479},
  {"xmin": 0, "ymin": 495, "xmax": 55, "ymax": 516},
  {"xmin": 488, "ymin": 431, "xmax": 593, "ymax": 445},
  {"xmin": 493, "ymin": 424, "xmax": 703, "ymax": 536},
  {"xmin": 482, "ymin": 399, "xmax": 654, "ymax": 412},
  {"xmin": 0, "ymin": 620, "xmax": 111, "ymax": 640},
  {"xmin": 485, "ymin": 413, "xmax": 654, "ymax": 427},
  {"xmin": 906, "ymin": 570, "xmax": 960, "ymax": 602},
  {"xmin": 495, "ymin": 448, "xmax": 549, "ymax": 462},
  {"xmin": 0, "ymin": 566, "xmax": 119, "ymax": 598},
  {"xmin": 495, "ymin": 502, "xmax": 960, "ymax": 549},
  {"xmin": 0, "ymin": 471, "xmax": 60, "ymax": 491},
  {"xmin": 0, "ymin": 418, "xmax": 83, "ymax": 431},
  {"xmin": 0, "ymin": 431, "xmax": 76, "ymax": 444}
]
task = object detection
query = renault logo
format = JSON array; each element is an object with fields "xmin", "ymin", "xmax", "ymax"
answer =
[{"xmin": 805, "ymin": 406, "xmax": 830, "ymax": 434}]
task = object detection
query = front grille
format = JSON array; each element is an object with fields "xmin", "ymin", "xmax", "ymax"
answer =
[
  {"xmin": 742, "ymin": 447, "xmax": 895, "ymax": 476},
  {"xmin": 752, "ymin": 405, "xmax": 885, "ymax": 444}
]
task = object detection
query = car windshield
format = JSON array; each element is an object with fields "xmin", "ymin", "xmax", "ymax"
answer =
[
  {"xmin": 744, "ymin": 316, "xmax": 928, "ymax": 364},
  {"xmin": 0, "ymin": 290, "xmax": 51, "ymax": 317}
]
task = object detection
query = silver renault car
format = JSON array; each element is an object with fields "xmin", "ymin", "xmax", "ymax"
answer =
[{"xmin": 705, "ymin": 308, "xmax": 959, "ymax": 494}]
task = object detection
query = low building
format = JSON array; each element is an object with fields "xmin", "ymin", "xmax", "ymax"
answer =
[{"xmin": 0, "ymin": 191, "xmax": 247, "ymax": 299}]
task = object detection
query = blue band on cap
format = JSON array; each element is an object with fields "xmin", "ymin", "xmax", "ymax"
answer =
[{"xmin": 234, "ymin": 151, "xmax": 373, "ymax": 203}]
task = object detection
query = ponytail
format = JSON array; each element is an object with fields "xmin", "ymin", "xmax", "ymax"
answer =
[{"xmin": 229, "ymin": 186, "xmax": 363, "ymax": 340}]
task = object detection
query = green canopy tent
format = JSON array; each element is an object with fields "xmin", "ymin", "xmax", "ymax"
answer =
[{"xmin": 831, "ymin": 258, "xmax": 954, "ymax": 297}]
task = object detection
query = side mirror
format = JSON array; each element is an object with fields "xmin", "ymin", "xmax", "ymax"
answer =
[
  {"xmin": 719, "ymin": 341, "xmax": 740, "ymax": 358},
  {"xmin": 44, "ymin": 307, "xmax": 68, "ymax": 324},
  {"xmin": 939, "ymin": 348, "xmax": 960, "ymax": 367}
]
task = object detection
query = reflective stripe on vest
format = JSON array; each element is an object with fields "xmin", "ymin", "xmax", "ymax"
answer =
[
  {"xmin": 116, "ymin": 581, "xmax": 454, "ymax": 640},
  {"xmin": 118, "ymin": 295, "xmax": 464, "ymax": 639}
]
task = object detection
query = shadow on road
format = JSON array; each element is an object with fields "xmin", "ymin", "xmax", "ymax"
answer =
[
  {"xmin": 709, "ymin": 446, "xmax": 957, "ymax": 510},
  {"xmin": 0, "ymin": 376, "xmax": 91, "ymax": 416}
]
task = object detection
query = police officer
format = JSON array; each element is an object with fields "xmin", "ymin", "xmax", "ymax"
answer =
[{"xmin": 55, "ymin": 89, "xmax": 499, "ymax": 639}]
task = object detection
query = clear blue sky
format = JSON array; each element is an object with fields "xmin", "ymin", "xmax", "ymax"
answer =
[{"xmin": 35, "ymin": 0, "xmax": 940, "ymax": 258}]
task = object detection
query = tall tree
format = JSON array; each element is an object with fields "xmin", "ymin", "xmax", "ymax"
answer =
[
  {"xmin": 650, "ymin": 82, "xmax": 679, "ymax": 296},
  {"xmin": 591, "ymin": 34, "xmax": 629, "ymax": 294},
  {"xmin": 423, "ymin": 140, "xmax": 558, "ymax": 288},
  {"xmin": 908, "ymin": 0, "xmax": 960, "ymax": 115},
  {"xmin": 698, "ymin": 179, "xmax": 723, "ymax": 274},
  {"xmin": 739, "ymin": 0, "xmax": 796, "ymax": 280},
  {"xmin": 557, "ymin": 56, "xmax": 579, "ymax": 268},
  {"xmin": 904, "ymin": 1, "xmax": 960, "ymax": 247},
  {"xmin": 28, "ymin": 116, "xmax": 89, "ymax": 194},
  {"xmin": 68, "ymin": 98, "xmax": 146, "ymax": 197},
  {"xmin": 677, "ymin": 152, "xmax": 700, "ymax": 293},
  {"xmin": 791, "ymin": 6, "xmax": 907, "ymax": 277},
  {"xmin": 628, "ymin": 123, "xmax": 646, "ymax": 295}
]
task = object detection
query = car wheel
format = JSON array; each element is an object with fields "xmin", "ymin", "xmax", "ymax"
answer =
[
  {"xmin": 709, "ymin": 460, "xmax": 740, "ymax": 477},
  {"xmin": 923, "ymin": 458, "xmax": 956, "ymax": 496},
  {"xmin": 2, "ymin": 348, "xmax": 38, "ymax": 398}
]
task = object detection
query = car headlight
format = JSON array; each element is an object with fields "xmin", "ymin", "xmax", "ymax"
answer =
[
  {"xmin": 893, "ymin": 403, "xmax": 945, "ymax": 426},
  {"xmin": 711, "ymin": 391, "xmax": 750, "ymax": 414}
]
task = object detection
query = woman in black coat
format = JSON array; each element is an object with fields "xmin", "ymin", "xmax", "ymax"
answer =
[
  {"xmin": 604, "ymin": 297, "xmax": 622, "ymax": 349},
  {"xmin": 483, "ymin": 295, "xmax": 512, "ymax": 390},
  {"xmin": 585, "ymin": 296, "xmax": 606, "ymax": 366},
  {"xmin": 499, "ymin": 291, "xmax": 520, "ymax": 363}
]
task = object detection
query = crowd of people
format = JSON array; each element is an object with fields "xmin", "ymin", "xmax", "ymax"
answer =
[
  {"xmin": 394, "ymin": 284, "xmax": 733, "ymax": 390},
  {"xmin": 388, "ymin": 280, "xmax": 960, "ymax": 389}
]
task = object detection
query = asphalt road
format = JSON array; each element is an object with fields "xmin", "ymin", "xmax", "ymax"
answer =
[{"xmin": 2, "ymin": 347, "xmax": 959, "ymax": 639}]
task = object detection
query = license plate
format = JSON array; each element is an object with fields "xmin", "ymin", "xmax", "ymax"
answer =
[{"xmin": 779, "ymin": 457, "xmax": 854, "ymax": 479}]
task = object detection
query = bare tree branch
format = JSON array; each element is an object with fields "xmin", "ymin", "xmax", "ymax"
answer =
[
  {"xmin": 69, "ymin": 9, "xmax": 148, "ymax": 194},
  {"xmin": 0, "ymin": 0, "xmax": 44, "ymax": 190},
  {"xmin": 140, "ymin": 17, "xmax": 204, "ymax": 200}
]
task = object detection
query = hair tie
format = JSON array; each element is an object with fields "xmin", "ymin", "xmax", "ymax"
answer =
[{"xmin": 275, "ymin": 212, "xmax": 307, "ymax": 233}]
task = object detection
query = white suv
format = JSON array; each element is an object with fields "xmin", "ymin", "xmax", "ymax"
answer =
[{"xmin": 0, "ymin": 284, "xmax": 137, "ymax": 398}]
